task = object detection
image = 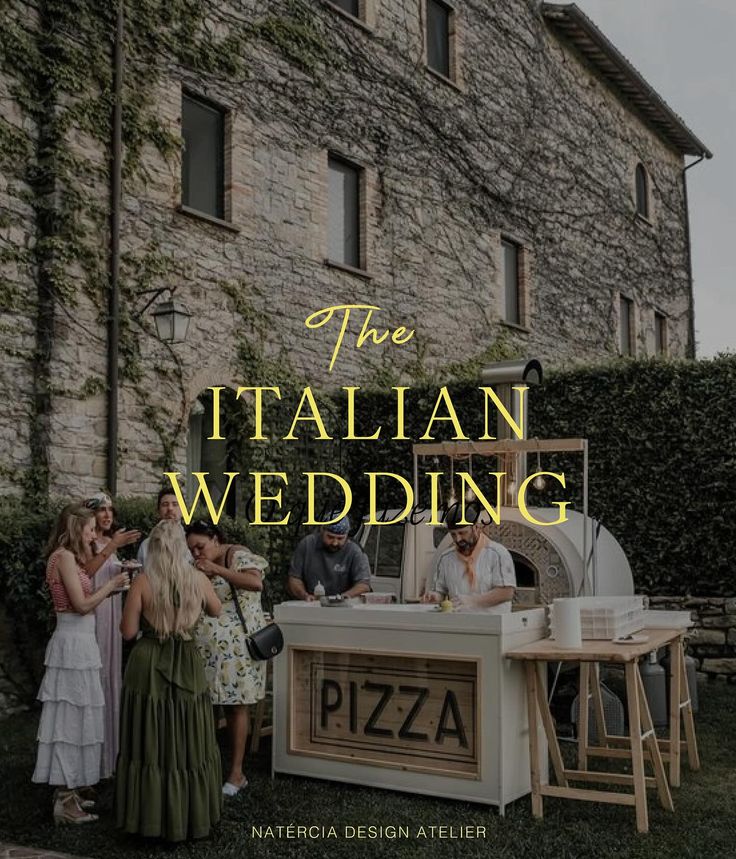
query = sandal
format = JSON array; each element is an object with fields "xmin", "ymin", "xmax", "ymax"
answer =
[
  {"xmin": 53, "ymin": 790, "xmax": 99, "ymax": 826},
  {"xmin": 53, "ymin": 789, "xmax": 95, "ymax": 811},
  {"xmin": 222, "ymin": 777, "xmax": 248, "ymax": 797},
  {"xmin": 76, "ymin": 786, "xmax": 98, "ymax": 802}
]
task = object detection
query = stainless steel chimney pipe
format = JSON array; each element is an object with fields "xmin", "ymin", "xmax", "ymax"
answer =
[{"xmin": 479, "ymin": 359, "xmax": 543, "ymax": 504}]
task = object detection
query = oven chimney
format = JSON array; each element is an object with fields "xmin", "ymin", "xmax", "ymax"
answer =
[{"xmin": 479, "ymin": 359, "xmax": 543, "ymax": 505}]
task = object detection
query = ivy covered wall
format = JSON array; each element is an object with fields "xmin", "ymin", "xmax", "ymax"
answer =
[{"xmin": 0, "ymin": 0, "xmax": 698, "ymax": 503}]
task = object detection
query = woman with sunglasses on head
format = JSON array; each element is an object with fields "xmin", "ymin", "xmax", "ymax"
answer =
[
  {"xmin": 83, "ymin": 493, "xmax": 141, "ymax": 779},
  {"xmin": 32, "ymin": 504, "xmax": 129, "ymax": 825},
  {"xmin": 115, "ymin": 520, "xmax": 222, "ymax": 841},
  {"xmin": 185, "ymin": 519, "xmax": 268, "ymax": 797}
]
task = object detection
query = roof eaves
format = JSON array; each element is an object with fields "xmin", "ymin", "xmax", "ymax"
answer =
[{"xmin": 541, "ymin": 2, "xmax": 713, "ymax": 159}]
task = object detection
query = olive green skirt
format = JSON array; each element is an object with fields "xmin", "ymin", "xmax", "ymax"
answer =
[{"xmin": 114, "ymin": 632, "xmax": 222, "ymax": 841}]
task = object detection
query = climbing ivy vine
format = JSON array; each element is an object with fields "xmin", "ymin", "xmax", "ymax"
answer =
[{"xmin": 0, "ymin": 0, "xmax": 333, "ymax": 497}]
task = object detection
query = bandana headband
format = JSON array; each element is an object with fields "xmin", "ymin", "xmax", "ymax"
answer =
[
  {"xmin": 323, "ymin": 514, "xmax": 350, "ymax": 535},
  {"xmin": 85, "ymin": 492, "xmax": 112, "ymax": 510}
]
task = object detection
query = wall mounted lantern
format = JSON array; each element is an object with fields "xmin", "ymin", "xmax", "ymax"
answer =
[{"xmin": 152, "ymin": 297, "xmax": 192, "ymax": 343}]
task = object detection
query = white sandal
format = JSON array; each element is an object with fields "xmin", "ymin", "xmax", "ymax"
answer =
[
  {"xmin": 53, "ymin": 789, "xmax": 95, "ymax": 811},
  {"xmin": 222, "ymin": 777, "xmax": 248, "ymax": 797},
  {"xmin": 53, "ymin": 791, "xmax": 98, "ymax": 826}
]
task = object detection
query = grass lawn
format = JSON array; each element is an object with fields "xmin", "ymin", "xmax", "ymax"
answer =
[{"xmin": 2, "ymin": 680, "xmax": 735, "ymax": 859}]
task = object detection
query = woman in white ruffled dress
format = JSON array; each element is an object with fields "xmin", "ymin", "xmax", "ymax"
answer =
[{"xmin": 32, "ymin": 504, "xmax": 128, "ymax": 824}]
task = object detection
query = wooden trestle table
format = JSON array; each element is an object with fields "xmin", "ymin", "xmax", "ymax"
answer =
[{"xmin": 506, "ymin": 628, "xmax": 700, "ymax": 833}]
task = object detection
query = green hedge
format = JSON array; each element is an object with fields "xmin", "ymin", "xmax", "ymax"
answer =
[
  {"xmin": 529, "ymin": 356, "xmax": 736, "ymax": 596},
  {"xmin": 335, "ymin": 356, "xmax": 736, "ymax": 597},
  {"xmin": 0, "ymin": 500, "xmax": 59, "ymax": 701}
]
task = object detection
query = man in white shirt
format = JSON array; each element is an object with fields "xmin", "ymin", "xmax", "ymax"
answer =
[
  {"xmin": 137, "ymin": 487, "xmax": 190, "ymax": 568},
  {"xmin": 422, "ymin": 503, "xmax": 516, "ymax": 612}
]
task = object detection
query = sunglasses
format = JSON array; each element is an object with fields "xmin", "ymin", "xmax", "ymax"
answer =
[{"xmin": 185, "ymin": 520, "xmax": 217, "ymax": 537}]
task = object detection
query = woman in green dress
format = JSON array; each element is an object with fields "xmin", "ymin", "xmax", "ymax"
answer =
[{"xmin": 114, "ymin": 520, "xmax": 223, "ymax": 841}]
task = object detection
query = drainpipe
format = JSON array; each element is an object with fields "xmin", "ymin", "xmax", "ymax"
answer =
[
  {"xmin": 107, "ymin": 0, "xmax": 123, "ymax": 494},
  {"xmin": 682, "ymin": 152, "xmax": 708, "ymax": 359}
]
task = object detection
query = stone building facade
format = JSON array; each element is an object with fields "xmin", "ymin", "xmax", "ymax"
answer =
[{"xmin": 0, "ymin": 0, "xmax": 710, "ymax": 498}]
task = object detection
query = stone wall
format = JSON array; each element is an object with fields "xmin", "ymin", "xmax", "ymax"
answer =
[
  {"xmin": 650, "ymin": 596, "xmax": 736, "ymax": 681},
  {"xmin": 0, "ymin": 0, "xmax": 699, "ymax": 498},
  {"xmin": 0, "ymin": 1, "xmax": 39, "ymax": 494}
]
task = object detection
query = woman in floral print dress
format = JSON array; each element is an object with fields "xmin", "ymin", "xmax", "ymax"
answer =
[{"xmin": 185, "ymin": 520, "xmax": 268, "ymax": 797}]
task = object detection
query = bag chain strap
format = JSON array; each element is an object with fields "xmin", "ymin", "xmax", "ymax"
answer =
[{"xmin": 224, "ymin": 546, "xmax": 250, "ymax": 638}]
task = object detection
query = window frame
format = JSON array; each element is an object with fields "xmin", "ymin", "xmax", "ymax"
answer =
[
  {"xmin": 619, "ymin": 294, "xmax": 636, "ymax": 356},
  {"xmin": 368, "ymin": 523, "xmax": 404, "ymax": 580},
  {"xmin": 322, "ymin": 0, "xmax": 374, "ymax": 30},
  {"xmin": 178, "ymin": 86, "xmax": 233, "ymax": 231},
  {"xmin": 635, "ymin": 162, "xmax": 651, "ymax": 221},
  {"xmin": 326, "ymin": 151, "xmax": 368, "ymax": 275},
  {"xmin": 654, "ymin": 310, "xmax": 668, "ymax": 356},
  {"xmin": 499, "ymin": 235, "xmax": 531, "ymax": 331},
  {"xmin": 423, "ymin": 0, "xmax": 459, "ymax": 86}
]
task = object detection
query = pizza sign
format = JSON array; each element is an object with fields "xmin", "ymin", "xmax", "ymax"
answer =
[{"xmin": 290, "ymin": 648, "xmax": 479, "ymax": 777}]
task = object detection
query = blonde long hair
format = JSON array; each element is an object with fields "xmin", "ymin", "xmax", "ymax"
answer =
[
  {"xmin": 46, "ymin": 503, "xmax": 95, "ymax": 565},
  {"xmin": 145, "ymin": 520, "xmax": 204, "ymax": 638}
]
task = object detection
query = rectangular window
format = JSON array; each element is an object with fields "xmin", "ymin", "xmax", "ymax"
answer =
[
  {"xmin": 654, "ymin": 311, "xmax": 668, "ymax": 355},
  {"xmin": 635, "ymin": 163, "xmax": 650, "ymax": 220},
  {"xmin": 331, "ymin": 0, "xmax": 360, "ymax": 16},
  {"xmin": 181, "ymin": 93, "xmax": 225, "ymax": 219},
  {"xmin": 328, "ymin": 154, "xmax": 362, "ymax": 269},
  {"xmin": 426, "ymin": 0, "xmax": 451, "ymax": 78},
  {"xmin": 502, "ymin": 239, "xmax": 521, "ymax": 325},
  {"xmin": 620, "ymin": 296, "xmax": 634, "ymax": 355}
]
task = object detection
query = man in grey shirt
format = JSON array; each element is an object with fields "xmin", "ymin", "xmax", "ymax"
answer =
[{"xmin": 287, "ymin": 515, "xmax": 371, "ymax": 600}]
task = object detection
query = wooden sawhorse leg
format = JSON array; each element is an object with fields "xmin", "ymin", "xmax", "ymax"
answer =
[
  {"xmin": 624, "ymin": 660, "xmax": 674, "ymax": 833},
  {"xmin": 524, "ymin": 661, "xmax": 569, "ymax": 820},
  {"xmin": 624, "ymin": 662, "xmax": 649, "ymax": 832},
  {"xmin": 524, "ymin": 661, "xmax": 543, "ymax": 818},
  {"xmin": 667, "ymin": 637, "xmax": 700, "ymax": 787},
  {"xmin": 635, "ymin": 668, "xmax": 673, "ymax": 813},
  {"xmin": 578, "ymin": 663, "xmax": 590, "ymax": 770},
  {"xmin": 578, "ymin": 662, "xmax": 610, "ymax": 768}
]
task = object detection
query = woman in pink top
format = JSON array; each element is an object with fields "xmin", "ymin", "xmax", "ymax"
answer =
[
  {"xmin": 32, "ymin": 504, "xmax": 128, "ymax": 825},
  {"xmin": 83, "ymin": 493, "xmax": 140, "ymax": 779}
]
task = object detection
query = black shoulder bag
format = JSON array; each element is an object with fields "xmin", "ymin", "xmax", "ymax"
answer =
[{"xmin": 224, "ymin": 546, "xmax": 284, "ymax": 660}]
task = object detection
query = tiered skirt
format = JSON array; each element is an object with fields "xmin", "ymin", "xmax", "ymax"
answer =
[
  {"xmin": 32, "ymin": 612, "xmax": 104, "ymax": 788},
  {"xmin": 114, "ymin": 633, "xmax": 222, "ymax": 841}
]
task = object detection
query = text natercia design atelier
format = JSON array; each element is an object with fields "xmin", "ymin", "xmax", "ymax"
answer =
[
  {"xmin": 164, "ymin": 304, "xmax": 568, "ymax": 528},
  {"xmin": 250, "ymin": 823, "xmax": 488, "ymax": 840}
]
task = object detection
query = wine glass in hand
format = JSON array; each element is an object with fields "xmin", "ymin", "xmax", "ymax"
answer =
[{"xmin": 112, "ymin": 570, "xmax": 130, "ymax": 592}]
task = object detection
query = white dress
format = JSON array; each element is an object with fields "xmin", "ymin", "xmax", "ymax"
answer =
[{"xmin": 32, "ymin": 551, "xmax": 104, "ymax": 788}]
